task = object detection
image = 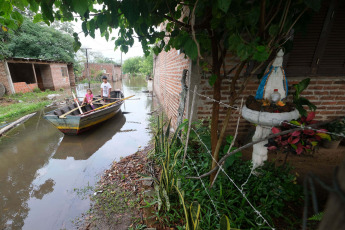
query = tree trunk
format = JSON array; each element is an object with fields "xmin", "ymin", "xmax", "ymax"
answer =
[
  {"xmin": 210, "ymin": 35, "xmax": 222, "ymax": 183},
  {"xmin": 209, "ymin": 62, "xmax": 246, "ymax": 183}
]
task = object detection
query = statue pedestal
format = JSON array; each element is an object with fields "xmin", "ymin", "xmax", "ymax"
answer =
[{"xmin": 242, "ymin": 105, "xmax": 299, "ymax": 169}]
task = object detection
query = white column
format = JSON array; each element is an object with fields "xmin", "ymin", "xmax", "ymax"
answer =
[{"xmin": 252, "ymin": 125, "xmax": 272, "ymax": 169}]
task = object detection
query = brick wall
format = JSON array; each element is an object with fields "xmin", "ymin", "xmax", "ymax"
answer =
[
  {"xmin": 0, "ymin": 61, "xmax": 12, "ymax": 94},
  {"xmin": 84, "ymin": 63, "xmax": 120, "ymax": 82},
  {"xmin": 13, "ymin": 82, "xmax": 38, "ymax": 93},
  {"xmin": 50, "ymin": 63, "xmax": 71, "ymax": 90},
  {"xmin": 67, "ymin": 64, "xmax": 75, "ymax": 86},
  {"xmin": 154, "ymin": 51, "xmax": 345, "ymax": 138},
  {"xmin": 113, "ymin": 66, "xmax": 121, "ymax": 81},
  {"xmin": 38, "ymin": 64, "xmax": 54, "ymax": 90},
  {"xmin": 153, "ymin": 49, "xmax": 191, "ymax": 128}
]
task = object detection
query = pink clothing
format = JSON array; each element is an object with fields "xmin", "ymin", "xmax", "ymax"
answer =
[{"xmin": 85, "ymin": 93, "xmax": 93, "ymax": 103}]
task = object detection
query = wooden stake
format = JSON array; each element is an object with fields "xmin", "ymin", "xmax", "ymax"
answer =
[{"xmin": 182, "ymin": 85, "xmax": 197, "ymax": 167}]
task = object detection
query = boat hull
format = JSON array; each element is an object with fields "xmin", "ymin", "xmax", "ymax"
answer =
[{"xmin": 45, "ymin": 103, "xmax": 122, "ymax": 135}]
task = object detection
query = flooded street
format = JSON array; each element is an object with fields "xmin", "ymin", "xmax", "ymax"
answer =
[{"xmin": 0, "ymin": 77, "xmax": 153, "ymax": 230}]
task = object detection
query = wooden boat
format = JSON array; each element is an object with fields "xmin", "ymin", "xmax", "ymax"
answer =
[{"xmin": 44, "ymin": 90, "xmax": 127, "ymax": 135}]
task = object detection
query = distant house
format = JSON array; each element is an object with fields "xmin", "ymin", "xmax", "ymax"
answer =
[
  {"xmin": 83, "ymin": 63, "xmax": 122, "ymax": 82},
  {"xmin": 0, "ymin": 58, "xmax": 75, "ymax": 94}
]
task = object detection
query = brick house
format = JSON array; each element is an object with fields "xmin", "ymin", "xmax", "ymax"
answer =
[
  {"xmin": 83, "ymin": 63, "xmax": 122, "ymax": 82},
  {"xmin": 153, "ymin": 1, "xmax": 345, "ymax": 137},
  {"xmin": 0, "ymin": 58, "xmax": 75, "ymax": 94}
]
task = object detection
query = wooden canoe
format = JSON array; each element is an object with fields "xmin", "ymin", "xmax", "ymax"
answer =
[{"xmin": 44, "ymin": 90, "xmax": 125, "ymax": 135}]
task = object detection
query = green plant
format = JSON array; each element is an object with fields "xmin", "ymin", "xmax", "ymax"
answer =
[
  {"xmin": 323, "ymin": 119, "xmax": 345, "ymax": 141},
  {"xmin": 33, "ymin": 88, "xmax": 41, "ymax": 93},
  {"xmin": 268, "ymin": 112, "xmax": 331, "ymax": 156},
  {"xmin": 293, "ymin": 78, "xmax": 317, "ymax": 117},
  {"xmin": 308, "ymin": 212, "xmax": 324, "ymax": 221},
  {"xmin": 178, "ymin": 149, "xmax": 303, "ymax": 229},
  {"xmin": 142, "ymin": 116, "xmax": 184, "ymax": 217}
]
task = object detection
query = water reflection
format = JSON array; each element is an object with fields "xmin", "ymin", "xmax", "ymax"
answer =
[
  {"xmin": 0, "ymin": 77, "xmax": 152, "ymax": 230},
  {"xmin": 54, "ymin": 113, "xmax": 126, "ymax": 160},
  {"xmin": 0, "ymin": 113, "xmax": 63, "ymax": 230}
]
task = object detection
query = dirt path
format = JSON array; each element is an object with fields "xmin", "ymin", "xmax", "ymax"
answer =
[{"xmin": 80, "ymin": 145, "xmax": 155, "ymax": 230}]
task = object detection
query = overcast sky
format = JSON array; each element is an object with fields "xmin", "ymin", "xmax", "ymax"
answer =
[{"xmin": 73, "ymin": 20, "xmax": 144, "ymax": 63}]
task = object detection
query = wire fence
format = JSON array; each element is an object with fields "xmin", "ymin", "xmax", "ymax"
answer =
[
  {"xmin": 176, "ymin": 86, "xmax": 345, "ymax": 229},
  {"xmin": 190, "ymin": 127, "xmax": 275, "ymax": 229},
  {"xmin": 186, "ymin": 87, "xmax": 345, "ymax": 138}
]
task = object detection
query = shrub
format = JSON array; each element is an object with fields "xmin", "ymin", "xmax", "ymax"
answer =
[
  {"xmin": 33, "ymin": 88, "xmax": 41, "ymax": 93},
  {"xmin": 147, "ymin": 117, "xmax": 303, "ymax": 229},
  {"xmin": 267, "ymin": 112, "xmax": 330, "ymax": 155}
]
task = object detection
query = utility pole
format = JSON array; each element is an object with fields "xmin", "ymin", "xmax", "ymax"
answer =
[
  {"xmin": 109, "ymin": 57, "xmax": 115, "ymax": 82},
  {"xmin": 84, "ymin": 48, "xmax": 92, "ymax": 88},
  {"xmin": 120, "ymin": 51, "xmax": 123, "ymax": 80}
]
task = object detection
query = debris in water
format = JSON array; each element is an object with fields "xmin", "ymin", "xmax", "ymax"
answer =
[{"xmin": 119, "ymin": 129, "xmax": 137, "ymax": 133}]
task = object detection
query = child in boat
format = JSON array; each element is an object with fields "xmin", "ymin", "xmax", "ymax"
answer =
[
  {"xmin": 83, "ymin": 89, "xmax": 95, "ymax": 109},
  {"xmin": 101, "ymin": 76, "xmax": 112, "ymax": 102}
]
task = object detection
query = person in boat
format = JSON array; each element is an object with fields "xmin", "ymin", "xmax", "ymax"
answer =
[
  {"xmin": 82, "ymin": 88, "xmax": 95, "ymax": 109},
  {"xmin": 101, "ymin": 76, "xmax": 112, "ymax": 102}
]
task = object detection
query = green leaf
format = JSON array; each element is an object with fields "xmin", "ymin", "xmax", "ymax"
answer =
[
  {"xmin": 268, "ymin": 24, "xmax": 279, "ymax": 36},
  {"xmin": 209, "ymin": 74, "xmax": 218, "ymax": 87},
  {"xmin": 290, "ymin": 120, "xmax": 301, "ymax": 126},
  {"xmin": 317, "ymin": 133, "xmax": 331, "ymax": 141},
  {"xmin": 33, "ymin": 14, "xmax": 43, "ymax": 23},
  {"xmin": 12, "ymin": 0, "xmax": 28, "ymax": 11},
  {"xmin": 72, "ymin": 0, "xmax": 89, "ymax": 16},
  {"xmin": 218, "ymin": 0, "xmax": 231, "ymax": 13},
  {"xmin": 226, "ymin": 135, "xmax": 234, "ymax": 144},
  {"xmin": 219, "ymin": 215, "xmax": 231, "ymax": 230},
  {"xmin": 308, "ymin": 212, "xmax": 324, "ymax": 221},
  {"xmin": 190, "ymin": 202, "xmax": 201, "ymax": 229},
  {"xmin": 88, "ymin": 19, "xmax": 96, "ymax": 38},
  {"xmin": 253, "ymin": 45, "xmax": 269, "ymax": 62},
  {"xmin": 227, "ymin": 34, "xmax": 241, "ymax": 51},
  {"xmin": 11, "ymin": 11, "xmax": 24, "ymax": 25},
  {"xmin": 184, "ymin": 38, "xmax": 198, "ymax": 60},
  {"xmin": 294, "ymin": 78, "xmax": 310, "ymax": 94}
]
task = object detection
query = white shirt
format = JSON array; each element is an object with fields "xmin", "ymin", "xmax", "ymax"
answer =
[{"xmin": 101, "ymin": 82, "xmax": 112, "ymax": 97}]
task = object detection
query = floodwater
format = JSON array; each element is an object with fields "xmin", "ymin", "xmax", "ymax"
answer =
[{"xmin": 0, "ymin": 77, "xmax": 153, "ymax": 230}]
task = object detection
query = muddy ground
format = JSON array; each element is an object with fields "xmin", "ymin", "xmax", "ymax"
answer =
[{"xmin": 79, "ymin": 145, "xmax": 157, "ymax": 230}]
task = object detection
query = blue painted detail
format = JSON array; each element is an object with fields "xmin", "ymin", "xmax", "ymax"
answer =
[
  {"xmin": 255, "ymin": 65, "xmax": 273, "ymax": 100},
  {"xmin": 255, "ymin": 65, "xmax": 289, "ymax": 100}
]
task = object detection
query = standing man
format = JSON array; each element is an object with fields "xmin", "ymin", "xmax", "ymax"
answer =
[{"xmin": 101, "ymin": 76, "xmax": 112, "ymax": 102}]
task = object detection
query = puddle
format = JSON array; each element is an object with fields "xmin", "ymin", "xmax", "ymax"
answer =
[{"xmin": 0, "ymin": 77, "xmax": 153, "ymax": 230}]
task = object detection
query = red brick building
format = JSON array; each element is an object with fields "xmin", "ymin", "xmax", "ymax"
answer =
[
  {"xmin": 0, "ymin": 58, "xmax": 75, "ymax": 94},
  {"xmin": 153, "ymin": 1, "xmax": 345, "ymax": 136},
  {"xmin": 83, "ymin": 63, "xmax": 121, "ymax": 82}
]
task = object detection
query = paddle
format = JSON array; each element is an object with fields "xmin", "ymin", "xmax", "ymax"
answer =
[
  {"xmin": 83, "ymin": 95, "xmax": 135, "ymax": 114},
  {"xmin": 59, "ymin": 98, "xmax": 103, "ymax": 118},
  {"xmin": 72, "ymin": 92, "xmax": 83, "ymax": 114}
]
